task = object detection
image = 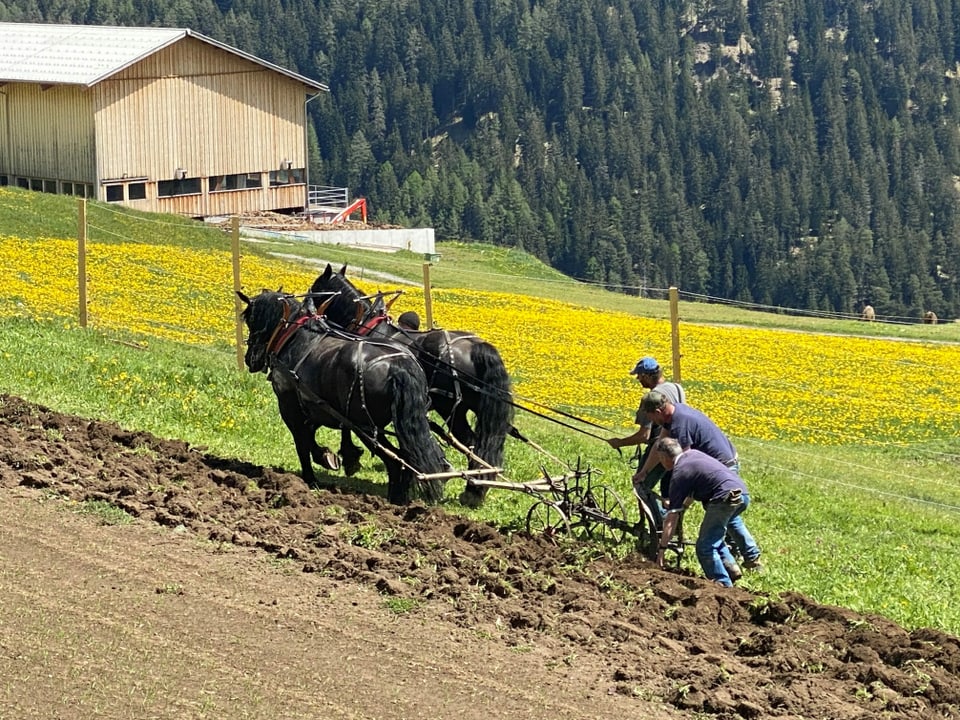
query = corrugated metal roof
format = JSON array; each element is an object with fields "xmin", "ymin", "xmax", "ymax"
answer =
[{"xmin": 0, "ymin": 22, "xmax": 327, "ymax": 90}]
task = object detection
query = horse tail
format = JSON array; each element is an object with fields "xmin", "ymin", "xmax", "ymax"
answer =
[
  {"xmin": 469, "ymin": 341, "xmax": 514, "ymax": 470},
  {"xmin": 389, "ymin": 362, "xmax": 447, "ymax": 503}
]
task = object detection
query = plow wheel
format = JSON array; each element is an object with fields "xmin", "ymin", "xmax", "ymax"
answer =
[
  {"xmin": 577, "ymin": 483, "xmax": 630, "ymax": 544},
  {"xmin": 525, "ymin": 500, "xmax": 571, "ymax": 543}
]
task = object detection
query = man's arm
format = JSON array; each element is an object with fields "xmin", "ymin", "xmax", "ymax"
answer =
[
  {"xmin": 607, "ymin": 426, "xmax": 650, "ymax": 449},
  {"xmin": 632, "ymin": 440, "xmax": 664, "ymax": 486}
]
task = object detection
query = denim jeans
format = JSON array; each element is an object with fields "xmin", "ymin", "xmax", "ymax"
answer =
[{"xmin": 696, "ymin": 492, "xmax": 760, "ymax": 587}]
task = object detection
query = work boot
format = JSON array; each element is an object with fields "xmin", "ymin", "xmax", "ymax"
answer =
[
  {"xmin": 723, "ymin": 561, "xmax": 742, "ymax": 582},
  {"xmin": 743, "ymin": 556, "xmax": 763, "ymax": 572}
]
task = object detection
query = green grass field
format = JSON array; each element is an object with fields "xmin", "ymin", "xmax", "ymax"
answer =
[{"xmin": 2, "ymin": 186, "xmax": 959, "ymax": 634}]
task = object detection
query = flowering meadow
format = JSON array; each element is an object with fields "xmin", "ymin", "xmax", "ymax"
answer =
[
  {"xmin": 1, "ymin": 231, "xmax": 958, "ymax": 449},
  {"xmin": 5, "ymin": 192, "xmax": 960, "ymax": 634}
]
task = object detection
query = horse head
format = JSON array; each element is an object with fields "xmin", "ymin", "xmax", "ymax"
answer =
[
  {"xmin": 311, "ymin": 264, "xmax": 370, "ymax": 328},
  {"xmin": 237, "ymin": 289, "xmax": 300, "ymax": 373}
]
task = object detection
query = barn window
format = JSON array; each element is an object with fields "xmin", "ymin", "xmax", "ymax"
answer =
[
  {"xmin": 106, "ymin": 185, "xmax": 123, "ymax": 202},
  {"xmin": 43, "ymin": 180, "xmax": 57, "ymax": 194},
  {"xmin": 16, "ymin": 178, "xmax": 28, "ymax": 189},
  {"xmin": 269, "ymin": 168, "xmax": 304, "ymax": 186},
  {"xmin": 210, "ymin": 173, "xmax": 262, "ymax": 192},
  {"xmin": 158, "ymin": 177, "xmax": 201, "ymax": 197},
  {"xmin": 128, "ymin": 183, "xmax": 146, "ymax": 200},
  {"xmin": 30, "ymin": 178, "xmax": 43, "ymax": 191}
]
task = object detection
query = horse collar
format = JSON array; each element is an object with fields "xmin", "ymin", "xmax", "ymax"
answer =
[{"xmin": 267, "ymin": 314, "xmax": 313, "ymax": 355}]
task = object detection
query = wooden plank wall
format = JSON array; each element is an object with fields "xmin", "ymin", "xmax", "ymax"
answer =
[
  {"xmin": 93, "ymin": 38, "xmax": 308, "ymax": 215},
  {"xmin": 0, "ymin": 88, "xmax": 6, "ymax": 168},
  {"xmin": 4, "ymin": 36, "xmax": 314, "ymax": 216},
  {"xmin": 0, "ymin": 84, "xmax": 95, "ymax": 182}
]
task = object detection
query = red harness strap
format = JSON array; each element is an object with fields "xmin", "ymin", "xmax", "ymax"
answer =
[
  {"xmin": 354, "ymin": 314, "xmax": 389, "ymax": 336},
  {"xmin": 267, "ymin": 313, "xmax": 313, "ymax": 355}
]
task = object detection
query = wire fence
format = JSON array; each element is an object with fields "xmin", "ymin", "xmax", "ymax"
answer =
[{"xmin": 3, "ymin": 199, "xmax": 959, "ymax": 514}]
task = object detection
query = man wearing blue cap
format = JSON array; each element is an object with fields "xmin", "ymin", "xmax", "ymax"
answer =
[
  {"xmin": 607, "ymin": 356, "xmax": 685, "ymax": 458},
  {"xmin": 608, "ymin": 356, "xmax": 686, "ymax": 518}
]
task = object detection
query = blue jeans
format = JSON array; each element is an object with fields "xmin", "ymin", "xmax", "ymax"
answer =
[{"xmin": 696, "ymin": 492, "xmax": 760, "ymax": 587}]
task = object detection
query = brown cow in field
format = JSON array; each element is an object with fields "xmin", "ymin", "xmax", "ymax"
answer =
[
  {"xmin": 923, "ymin": 311, "xmax": 938, "ymax": 324},
  {"xmin": 861, "ymin": 305, "xmax": 875, "ymax": 321}
]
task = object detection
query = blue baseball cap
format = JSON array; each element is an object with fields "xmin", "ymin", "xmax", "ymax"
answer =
[{"xmin": 630, "ymin": 356, "xmax": 660, "ymax": 375}]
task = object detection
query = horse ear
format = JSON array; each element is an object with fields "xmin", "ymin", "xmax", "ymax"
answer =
[
  {"xmin": 236, "ymin": 290, "xmax": 250, "ymax": 305},
  {"xmin": 339, "ymin": 264, "xmax": 347, "ymax": 276},
  {"xmin": 322, "ymin": 263, "xmax": 332, "ymax": 279},
  {"xmin": 311, "ymin": 270, "xmax": 326, "ymax": 295},
  {"xmin": 316, "ymin": 295, "xmax": 336, "ymax": 316}
]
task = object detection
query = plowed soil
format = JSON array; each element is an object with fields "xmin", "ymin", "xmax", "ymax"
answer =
[{"xmin": 1, "ymin": 394, "xmax": 959, "ymax": 719}]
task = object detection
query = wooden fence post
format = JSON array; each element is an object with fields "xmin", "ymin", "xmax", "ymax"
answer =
[
  {"xmin": 422, "ymin": 262, "xmax": 434, "ymax": 328},
  {"xmin": 669, "ymin": 286, "xmax": 681, "ymax": 382},
  {"xmin": 77, "ymin": 198, "xmax": 88, "ymax": 328},
  {"xmin": 232, "ymin": 216, "xmax": 245, "ymax": 371}
]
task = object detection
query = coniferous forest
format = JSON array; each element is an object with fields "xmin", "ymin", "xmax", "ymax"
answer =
[{"xmin": 4, "ymin": 0, "xmax": 960, "ymax": 319}]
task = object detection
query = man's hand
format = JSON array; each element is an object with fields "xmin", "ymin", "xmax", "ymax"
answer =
[{"xmin": 632, "ymin": 469, "xmax": 647, "ymax": 489}]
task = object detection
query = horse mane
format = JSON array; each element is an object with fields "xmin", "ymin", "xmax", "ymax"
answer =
[
  {"xmin": 246, "ymin": 290, "xmax": 299, "ymax": 330},
  {"xmin": 311, "ymin": 264, "xmax": 375, "ymax": 327}
]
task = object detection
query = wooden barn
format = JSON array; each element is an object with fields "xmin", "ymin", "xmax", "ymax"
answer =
[{"xmin": 0, "ymin": 22, "xmax": 328, "ymax": 217}]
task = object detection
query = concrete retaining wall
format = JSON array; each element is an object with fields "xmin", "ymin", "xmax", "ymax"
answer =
[{"xmin": 242, "ymin": 226, "xmax": 435, "ymax": 254}]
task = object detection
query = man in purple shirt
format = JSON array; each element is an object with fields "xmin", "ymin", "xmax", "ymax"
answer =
[
  {"xmin": 632, "ymin": 389, "xmax": 740, "ymax": 491},
  {"xmin": 655, "ymin": 438, "xmax": 762, "ymax": 586}
]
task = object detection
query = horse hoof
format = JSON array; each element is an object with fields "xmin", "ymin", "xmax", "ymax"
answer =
[
  {"xmin": 343, "ymin": 459, "xmax": 362, "ymax": 476},
  {"xmin": 317, "ymin": 451, "xmax": 340, "ymax": 471}
]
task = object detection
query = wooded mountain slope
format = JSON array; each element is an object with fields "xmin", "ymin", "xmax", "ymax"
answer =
[{"xmin": 5, "ymin": 0, "xmax": 960, "ymax": 318}]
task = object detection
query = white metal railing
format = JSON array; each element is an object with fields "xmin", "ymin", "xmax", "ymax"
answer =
[{"xmin": 307, "ymin": 185, "xmax": 349, "ymax": 208}]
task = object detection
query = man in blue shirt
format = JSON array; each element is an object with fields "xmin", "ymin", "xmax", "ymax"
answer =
[
  {"xmin": 655, "ymin": 437, "xmax": 762, "ymax": 586},
  {"xmin": 608, "ymin": 357, "xmax": 685, "ymax": 533},
  {"xmin": 632, "ymin": 389, "xmax": 739, "ymax": 490}
]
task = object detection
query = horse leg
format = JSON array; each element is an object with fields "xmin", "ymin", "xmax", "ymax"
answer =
[
  {"xmin": 277, "ymin": 392, "xmax": 317, "ymax": 487},
  {"xmin": 446, "ymin": 405, "xmax": 487, "ymax": 507},
  {"xmin": 339, "ymin": 428, "xmax": 364, "ymax": 476},
  {"xmin": 310, "ymin": 443, "xmax": 340, "ymax": 471},
  {"xmin": 280, "ymin": 410, "xmax": 318, "ymax": 486},
  {"xmin": 384, "ymin": 456, "xmax": 411, "ymax": 505},
  {"xmin": 447, "ymin": 405, "xmax": 476, "ymax": 453},
  {"xmin": 309, "ymin": 429, "xmax": 341, "ymax": 471}
]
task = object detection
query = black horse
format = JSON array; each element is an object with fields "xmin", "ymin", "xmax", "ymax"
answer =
[
  {"xmin": 309, "ymin": 264, "xmax": 514, "ymax": 506},
  {"xmin": 237, "ymin": 289, "xmax": 449, "ymax": 505}
]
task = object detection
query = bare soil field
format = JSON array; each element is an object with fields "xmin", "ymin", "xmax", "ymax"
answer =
[{"xmin": 1, "ymin": 394, "xmax": 959, "ymax": 719}]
